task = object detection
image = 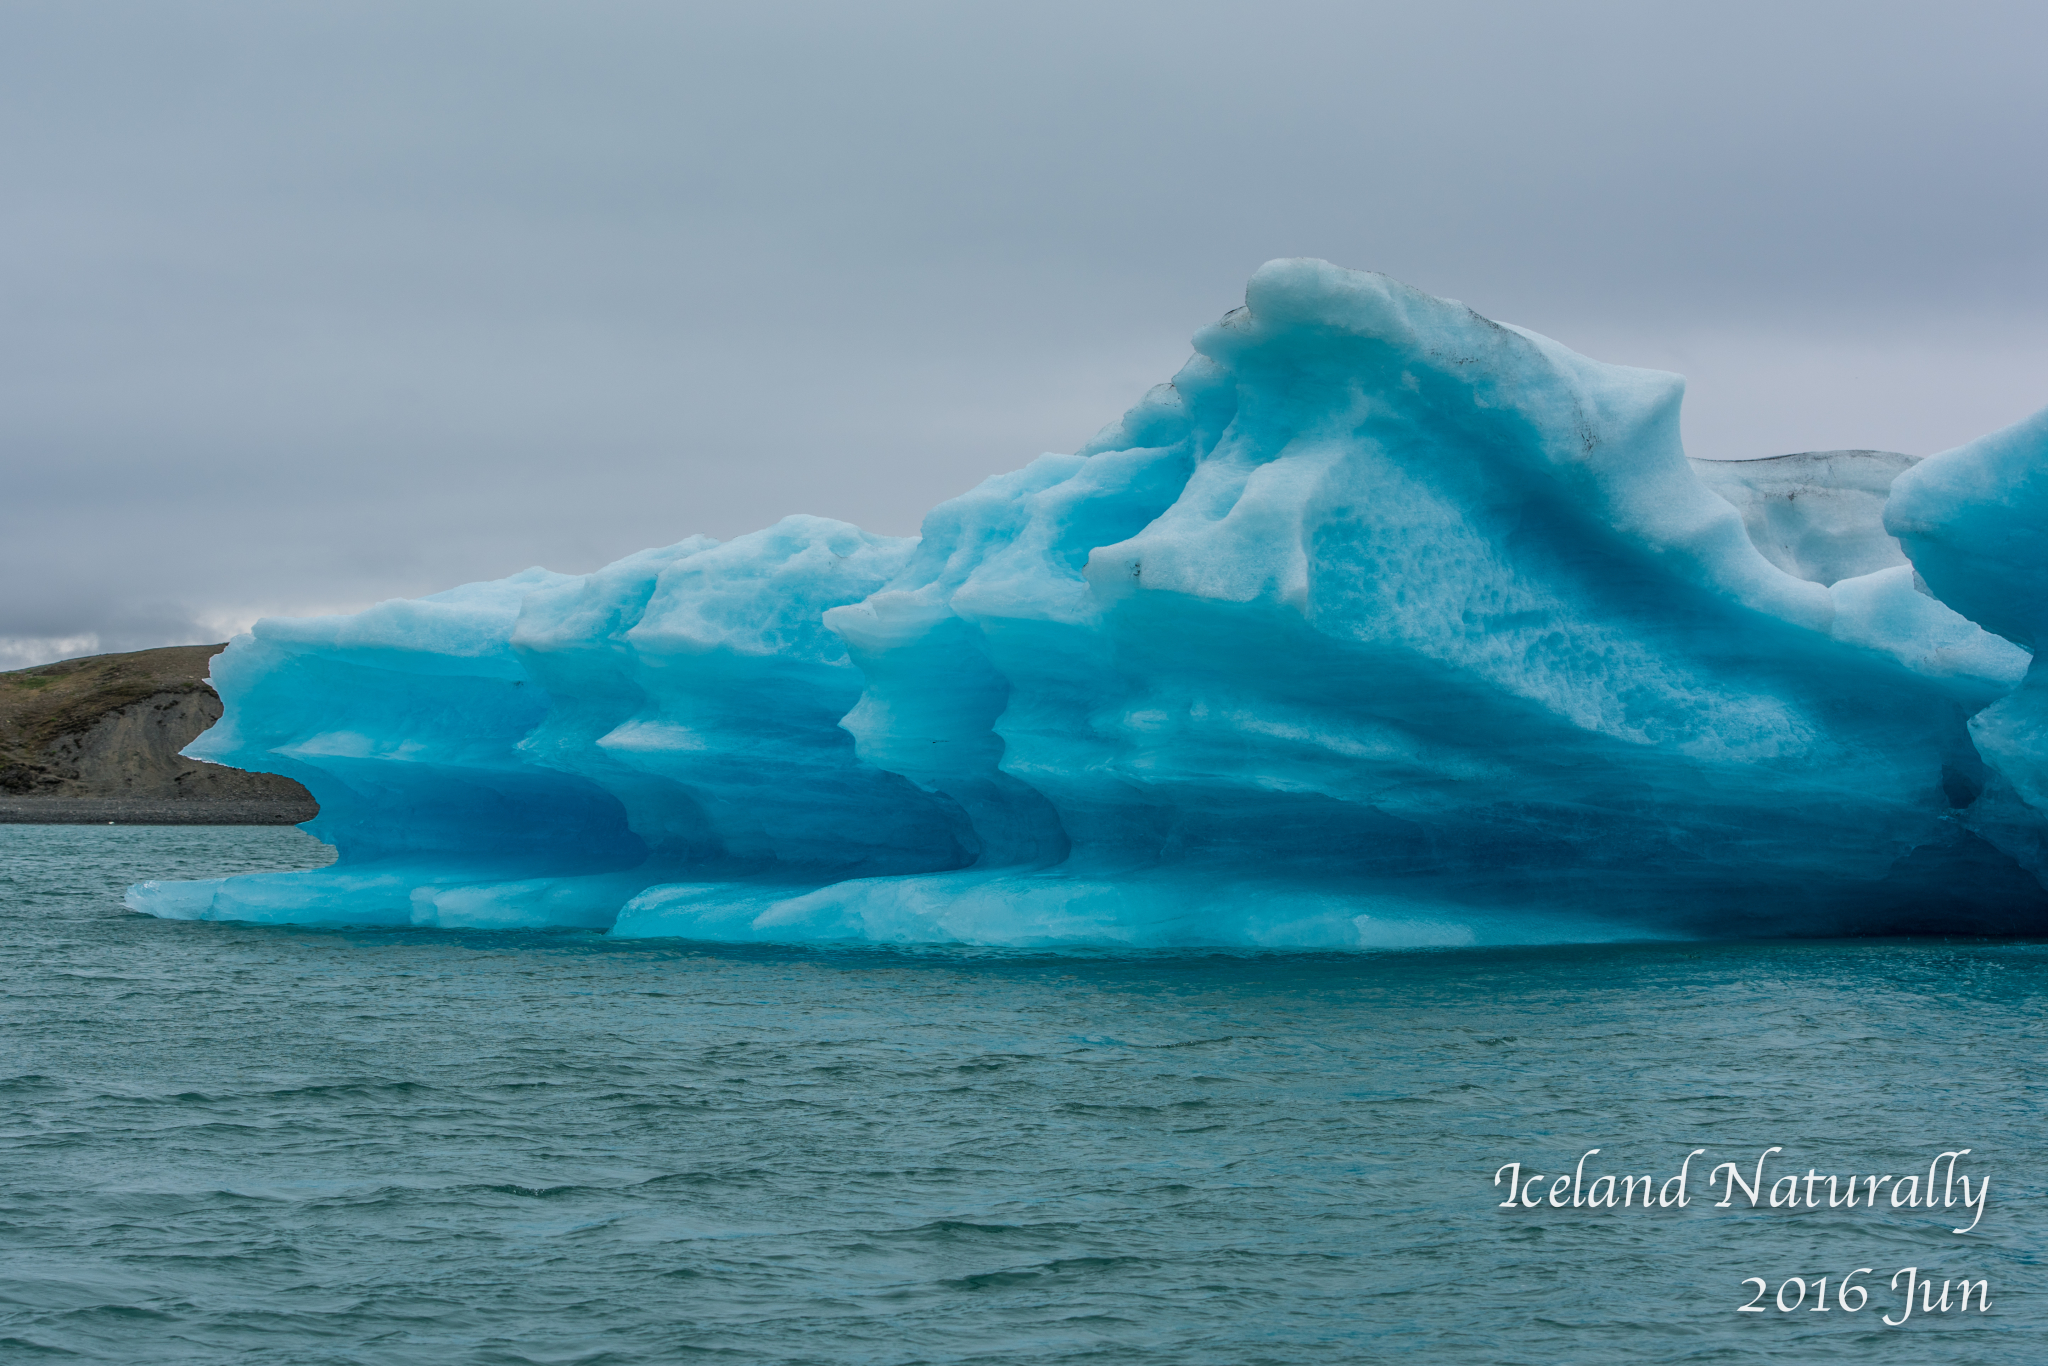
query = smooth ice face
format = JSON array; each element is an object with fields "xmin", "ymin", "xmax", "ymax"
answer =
[
  {"xmin": 1888, "ymin": 407, "xmax": 2048, "ymax": 832},
  {"xmin": 126, "ymin": 259, "xmax": 2048, "ymax": 946}
]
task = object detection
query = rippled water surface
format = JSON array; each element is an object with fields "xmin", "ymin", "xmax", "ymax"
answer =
[{"xmin": 3, "ymin": 825, "xmax": 2043, "ymax": 1363}]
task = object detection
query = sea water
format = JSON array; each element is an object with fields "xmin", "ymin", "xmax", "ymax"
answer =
[{"xmin": 4, "ymin": 825, "xmax": 2043, "ymax": 1363}]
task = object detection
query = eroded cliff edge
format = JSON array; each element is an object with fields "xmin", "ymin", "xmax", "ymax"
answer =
[{"xmin": 0, "ymin": 644, "xmax": 317, "ymax": 824}]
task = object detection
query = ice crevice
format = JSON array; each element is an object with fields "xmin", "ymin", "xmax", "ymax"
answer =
[{"xmin": 126, "ymin": 259, "xmax": 2048, "ymax": 946}]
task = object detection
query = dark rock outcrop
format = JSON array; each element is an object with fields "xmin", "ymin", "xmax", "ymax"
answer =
[{"xmin": 0, "ymin": 644, "xmax": 317, "ymax": 824}]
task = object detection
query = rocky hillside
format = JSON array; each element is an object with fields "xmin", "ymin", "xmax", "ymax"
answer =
[{"xmin": 0, "ymin": 644, "xmax": 317, "ymax": 824}]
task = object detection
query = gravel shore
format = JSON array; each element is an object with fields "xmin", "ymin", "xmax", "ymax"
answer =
[{"xmin": 0, "ymin": 798, "xmax": 316, "ymax": 825}]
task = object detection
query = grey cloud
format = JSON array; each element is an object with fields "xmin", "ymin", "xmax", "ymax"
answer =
[{"xmin": 3, "ymin": 0, "xmax": 2044, "ymax": 663}]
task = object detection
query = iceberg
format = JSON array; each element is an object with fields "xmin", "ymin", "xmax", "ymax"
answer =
[{"xmin": 126, "ymin": 260, "xmax": 2048, "ymax": 947}]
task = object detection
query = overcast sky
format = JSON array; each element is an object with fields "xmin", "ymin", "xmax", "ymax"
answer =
[{"xmin": 4, "ymin": 1, "xmax": 2044, "ymax": 666}]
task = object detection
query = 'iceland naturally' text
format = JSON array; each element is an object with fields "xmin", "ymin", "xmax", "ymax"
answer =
[{"xmin": 1493, "ymin": 1147, "xmax": 1988, "ymax": 1233}]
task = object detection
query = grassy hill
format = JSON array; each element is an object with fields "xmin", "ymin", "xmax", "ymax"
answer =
[{"xmin": 0, "ymin": 644, "xmax": 317, "ymax": 824}]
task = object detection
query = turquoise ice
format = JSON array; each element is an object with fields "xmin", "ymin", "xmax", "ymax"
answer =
[{"xmin": 127, "ymin": 260, "xmax": 2048, "ymax": 946}]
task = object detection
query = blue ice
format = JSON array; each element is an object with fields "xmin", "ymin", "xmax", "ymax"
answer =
[{"xmin": 127, "ymin": 260, "xmax": 2048, "ymax": 946}]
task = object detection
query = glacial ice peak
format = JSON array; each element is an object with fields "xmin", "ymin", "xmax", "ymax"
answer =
[{"xmin": 127, "ymin": 259, "xmax": 2048, "ymax": 947}]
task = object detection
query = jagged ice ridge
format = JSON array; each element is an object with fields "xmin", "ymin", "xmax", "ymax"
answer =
[{"xmin": 128, "ymin": 260, "xmax": 2048, "ymax": 947}]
